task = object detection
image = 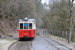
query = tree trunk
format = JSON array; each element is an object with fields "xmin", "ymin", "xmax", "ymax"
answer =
[
  {"xmin": 68, "ymin": 0, "xmax": 74, "ymax": 43},
  {"xmin": 68, "ymin": 17, "xmax": 72, "ymax": 43}
]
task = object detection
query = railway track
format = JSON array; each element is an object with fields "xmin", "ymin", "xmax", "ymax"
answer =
[
  {"xmin": 8, "ymin": 40, "xmax": 32, "ymax": 50},
  {"xmin": 39, "ymin": 34, "xmax": 73, "ymax": 50},
  {"xmin": 39, "ymin": 35, "xmax": 60, "ymax": 50},
  {"xmin": 8, "ymin": 34, "xmax": 73, "ymax": 50},
  {"xmin": 45, "ymin": 36, "xmax": 73, "ymax": 50}
]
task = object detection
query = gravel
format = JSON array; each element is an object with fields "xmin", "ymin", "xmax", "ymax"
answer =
[{"xmin": 32, "ymin": 36, "xmax": 58, "ymax": 50}]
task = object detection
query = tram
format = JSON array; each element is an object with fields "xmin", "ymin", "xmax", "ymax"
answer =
[{"xmin": 19, "ymin": 18, "xmax": 36, "ymax": 40}]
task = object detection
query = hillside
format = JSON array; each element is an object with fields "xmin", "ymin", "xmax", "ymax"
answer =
[{"xmin": 0, "ymin": 0, "xmax": 43, "ymax": 36}]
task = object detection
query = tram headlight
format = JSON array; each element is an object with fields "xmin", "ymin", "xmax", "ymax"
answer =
[{"xmin": 20, "ymin": 33, "xmax": 22, "ymax": 34}]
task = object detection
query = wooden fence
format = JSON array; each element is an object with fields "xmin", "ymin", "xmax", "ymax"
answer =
[{"xmin": 43, "ymin": 29, "xmax": 75, "ymax": 43}]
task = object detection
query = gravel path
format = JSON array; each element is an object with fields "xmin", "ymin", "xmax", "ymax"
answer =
[
  {"xmin": 32, "ymin": 36, "xmax": 58, "ymax": 50},
  {"xmin": 41, "ymin": 36, "xmax": 70, "ymax": 50}
]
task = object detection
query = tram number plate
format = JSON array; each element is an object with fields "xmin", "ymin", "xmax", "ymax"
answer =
[{"xmin": 25, "ymin": 33, "xmax": 27, "ymax": 34}]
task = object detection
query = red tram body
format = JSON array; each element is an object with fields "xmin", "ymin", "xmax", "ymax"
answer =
[{"xmin": 19, "ymin": 18, "xmax": 36, "ymax": 39}]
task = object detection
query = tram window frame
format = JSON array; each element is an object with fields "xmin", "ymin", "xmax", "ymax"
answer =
[
  {"xmin": 20, "ymin": 23, "xmax": 23, "ymax": 29},
  {"xmin": 29, "ymin": 23, "xmax": 32, "ymax": 29}
]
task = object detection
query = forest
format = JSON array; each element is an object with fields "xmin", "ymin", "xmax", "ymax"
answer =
[{"xmin": 0, "ymin": 0, "xmax": 75, "ymax": 43}]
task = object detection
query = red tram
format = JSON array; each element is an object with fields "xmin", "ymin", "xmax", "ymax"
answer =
[{"xmin": 19, "ymin": 18, "xmax": 36, "ymax": 40}]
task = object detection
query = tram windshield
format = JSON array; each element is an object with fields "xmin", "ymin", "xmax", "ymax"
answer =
[
  {"xmin": 19, "ymin": 23, "xmax": 33, "ymax": 29},
  {"xmin": 24, "ymin": 23, "xmax": 28, "ymax": 29}
]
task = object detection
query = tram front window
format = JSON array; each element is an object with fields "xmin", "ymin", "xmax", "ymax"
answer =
[
  {"xmin": 29, "ymin": 23, "xmax": 32, "ymax": 29},
  {"xmin": 24, "ymin": 23, "xmax": 28, "ymax": 29}
]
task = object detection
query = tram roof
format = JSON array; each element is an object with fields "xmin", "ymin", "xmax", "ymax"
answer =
[{"xmin": 19, "ymin": 19, "xmax": 36, "ymax": 23}]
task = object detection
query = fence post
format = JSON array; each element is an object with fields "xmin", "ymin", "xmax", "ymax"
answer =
[
  {"xmin": 49, "ymin": 30, "xmax": 51, "ymax": 37},
  {"xmin": 57, "ymin": 30, "xmax": 58, "ymax": 39},
  {"xmin": 53, "ymin": 30, "xmax": 54, "ymax": 38},
  {"xmin": 59, "ymin": 30, "xmax": 61, "ymax": 40},
  {"xmin": 50, "ymin": 30, "xmax": 52, "ymax": 37},
  {"xmin": 45, "ymin": 29, "xmax": 46, "ymax": 35},
  {"xmin": 66, "ymin": 31, "xmax": 68, "ymax": 42},
  {"xmin": 52, "ymin": 30, "xmax": 53, "ymax": 36},
  {"xmin": 48, "ymin": 29, "xmax": 49, "ymax": 35},
  {"xmin": 54, "ymin": 30, "xmax": 55, "ymax": 38},
  {"xmin": 62, "ymin": 31, "xmax": 63, "ymax": 42},
  {"xmin": 62, "ymin": 31, "xmax": 64, "ymax": 42},
  {"xmin": 45, "ymin": 29, "xmax": 47, "ymax": 35},
  {"xmin": 51, "ymin": 30, "xmax": 53, "ymax": 37},
  {"xmin": 43, "ymin": 29, "xmax": 44, "ymax": 34},
  {"xmin": 63, "ymin": 31, "xmax": 64, "ymax": 42}
]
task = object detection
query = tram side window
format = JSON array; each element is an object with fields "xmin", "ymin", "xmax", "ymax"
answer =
[
  {"xmin": 29, "ymin": 23, "xmax": 32, "ymax": 29},
  {"xmin": 24, "ymin": 23, "xmax": 28, "ymax": 29},
  {"xmin": 20, "ymin": 23, "xmax": 23, "ymax": 29}
]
